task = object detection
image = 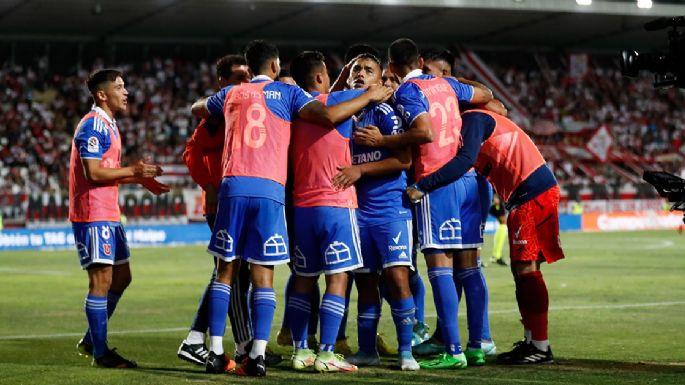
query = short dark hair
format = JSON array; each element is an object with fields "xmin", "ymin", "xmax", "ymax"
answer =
[
  {"xmin": 86, "ymin": 68, "xmax": 122, "ymax": 96},
  {"xmin": 216, "ymin": 54, "xmax": 246, "ymax": 79},
  {"xmin": 422, "ymin": 48, "xmax": 455, "ymax": 70},
  {"xmin": 344, "ymin": 43, "xmax": 380, "ymax": 63},
  {"xmin": 388, "ymin": 38, "xmax": 420, "ymax": 68},
  {"xmin": 352, "ymin": 53, "xmax": 382, "ymax": 68},
  {"xmin": 290, "ymin": 51, "xmax": 326, "ymax": 89},
  {"xmin": 244, "ymin": 40, "xmax": 279, "ymax": 75}
]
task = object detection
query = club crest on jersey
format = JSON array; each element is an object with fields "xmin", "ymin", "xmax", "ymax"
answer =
[
  {"xmin": 103, "ymin": 243, "xmax": 112, "ymax": 256},
  {"xmin": 264, "ymin": 234, "xmax": 287, "ymax": 256},
  {"xmin": 325, "ymin": 241, "xmax": 351, "ymax": 265},
  {"xmin": 214, "ymin": 229, "xmax": 233, "ymax": 253},
  {"xmin": 439, "ymin": 218, "xmax": 462, "ymax": 241},
  {"xmin": 87, "ymin": 136, "xmax": 100, "ymax": 153}
]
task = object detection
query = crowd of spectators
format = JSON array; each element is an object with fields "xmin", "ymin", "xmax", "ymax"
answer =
[{"xmin": 2, "ymin": 50, "xmax": 684, "ymax": 197}]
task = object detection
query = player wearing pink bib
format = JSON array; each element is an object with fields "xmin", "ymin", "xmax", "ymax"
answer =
[
  {"xmin": 191, "ymin": 41, "xmax": 338, "ymax": 377},
  {"xmin": 285, "ymin": 51, "xmax": 393, "ymax": 373},
  {"xmin": 71, "ymin": 69, "xmax": 168, "ymax": 369}
]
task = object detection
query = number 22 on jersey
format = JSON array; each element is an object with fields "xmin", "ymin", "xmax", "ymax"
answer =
[{"xmin": 429, "ymin": 96, "xmax": 461, "ymax": 148}]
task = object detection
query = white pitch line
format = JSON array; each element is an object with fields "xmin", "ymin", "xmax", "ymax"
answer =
[
  {"xmin": 1, "ymin": 301, "xmax": 684, "ymax": 341},
  {"xmin": 0, "ymin": 327, "xmax": 187, "ymax": 341}
]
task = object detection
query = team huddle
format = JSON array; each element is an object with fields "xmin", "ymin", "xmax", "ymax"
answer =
[{"xmin": 68, "ymin": 38, "xmax": 565, "ymax": 376}]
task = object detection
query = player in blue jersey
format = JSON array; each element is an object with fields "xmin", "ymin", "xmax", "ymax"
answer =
[
  {"xmin": 411, "ymin": 48, "xmax": 499, "ymax": 359},
  {"xmin": 72, "ymin": 69, "xmax": 168, "ymax": 369},
  {"xmin": 355, "ymin": 38, "xmax": 493, "ymax": 369},
  {"xmin": 191, "ymin": 40, "xmax": 336, "ymax": 377},
  {"xmin": 331, "ymin": 53, "xmax": 420, "ymax": 371},
  {"xmin": 285, "ymin": 51, "xmax": 393, "ymax": 373}
]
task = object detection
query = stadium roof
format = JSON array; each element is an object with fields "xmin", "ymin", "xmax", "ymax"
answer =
[{"xmin": 1, "ymin": 0, "xmax": 684, "ymax": 50}]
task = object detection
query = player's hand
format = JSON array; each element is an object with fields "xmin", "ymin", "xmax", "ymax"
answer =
[
  {"xmin": 365, "ymin": 84, "xmax": 393, "ymax": 103},
  {"xmin": 132, "ymin": 160, "xmax": 163, "ymax": 178},
  {"xmin": 142, "ymin": 178, "xmax": 170, "ymax": 195},
  {"xmin": 406, "ymin": 184, "xmax": 425, "ymax": 203},
  {"xmin": 204, "ymin": 184, "xmax": 218, "ymax": 213},
  {"xmin": 353, "ymin": 125, "xmax": 384, "ymax": 147},
  {"xmin": 332, "ymin": 165, "xmax": 362, "ymax": 190}
]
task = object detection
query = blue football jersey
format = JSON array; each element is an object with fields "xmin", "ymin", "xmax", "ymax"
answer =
[{"xmin": 352, "ymin": 102, "xmax": 412, "ymax": 227}]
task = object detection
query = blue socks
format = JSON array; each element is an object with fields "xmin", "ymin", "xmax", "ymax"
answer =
[
  {"xmin": 319, "ymin": 294, "xmax": 346, "ymax": 352},
  {"xmin": 207, "ymin": 281, "xmax": 231, "ymax": 338},
  {"xmin": 427, "ymin": 267, "xmax": 461, "ymax": 355},
  {"xmin": 409, "ymin": 268, "xmax": 426, "ymax": 323},
  {"xmin": 357, "ymin": 302, "xmax": 381, "ymax": 354},
  {"xmin": 390, "ymin": 297, "xmax": 415, "ymax": 353},
  {"xmin": 480, "ymin": 268, "xmax": 493, "ymax": 342},
  {"xmin": 455, "ymin": 267, "xmax": 486, "ymax": 349},
  {"xmin": 336, "ymin": 279, "xmax": 354, "ymax": 341},
  {"xmin": 286, "ymin": 292, "xmax": 312, "ymax": 349},
  {"xmin": 252, "ymin": 288, "xmax": 276, "ymax": 342},
  {"xmin": 83, "ymin": 291, "xmax": 121, "ymax": 348},
  {"xmin": 84, "ymin": 294, "xmax": 108, "ymax": 357}
]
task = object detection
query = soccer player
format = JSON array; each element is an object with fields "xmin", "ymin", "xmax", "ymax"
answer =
[
  {"xmin": 416, "ymin": 47, "xmax": 498, "ymax": 359},
  {"xmin": 489, "ymin": 194, "xmax": 509, "ymax": 266},
  {"xmin": 406, "ymin": 107, "xmax": 564, "ymax": 365},
  {"xmin": 285, "ymin": 50, "xmax": 392, "ymax": 373},
  {"xmin": 331, "ymin": 53, "xmax": 420, "ymax": 370},
  {"xmin": 72, "ymin": 68, "xmax": 169, "ymax": 368},
  {"xmin": 179, "ymin": 54, "xmax": 280, "ymax": 370},
  {"xmin": 355, "ymin": 38, "xmax": 493, "ymax": 369},
  {"xmin": 191, "ymin": 40, "xmax": 376, "ymax": 377}
]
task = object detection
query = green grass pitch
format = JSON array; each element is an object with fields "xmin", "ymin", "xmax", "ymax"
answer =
[{"xmin": 1, "ymin": 230, "xmax": 684, "ymax": 385}]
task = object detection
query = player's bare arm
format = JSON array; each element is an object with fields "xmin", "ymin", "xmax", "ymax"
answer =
[
  {"xmin": 327, "ymin": 84, "xmax": 393, "ymax": 125},
  {"xmin": 355, "ymin": 113, "xmax": 433, "ymax": 148},
  {"xmin": 456, "ymin": 77, "xmax": 494, "ymax": 105},
  {"xmin": 191, "ymin": 97, "xmax": 210, "ymax": 118},
  {"xmin": 329, "ymin": 58, "xmax": 355, "ymax": 92},
  {"xmin": 298, "ymin": 99, "xmax": 334, "ymax": 126},
  {"xmin": 82, "ymin": 158, "xmax": 162, "ymax": 184},
  {"xmin": 332, "ymin": 141, "xmax": 411, "ymax": 190}
]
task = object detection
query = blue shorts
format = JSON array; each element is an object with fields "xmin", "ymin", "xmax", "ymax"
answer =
[
  {"xmin": 477, "ymin": 174, "xmax": 494, "ymax": 223},
  {"xmin": 293, "ymin": 207, "xmax": 363, "ymax": 276},
  {"xmin": 415, "ymin": 173, "xmax": 484, "ymax": 251},
  {"xmin": 72, "ymin": 221, "xmax": 130, "ymax": 270},
  {"xmin": 207, "ymin": 196, "xmax": 289, "ymax": 265},
  {"xmin": 357, "ymin": 220, "xmax": 413, "ymax": 273}
]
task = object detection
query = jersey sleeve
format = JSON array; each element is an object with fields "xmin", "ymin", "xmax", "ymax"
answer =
[
  {"xmin": 445, "ymin": 77, "xmax": 475, "ymax": 103},
  {"xmin": 327, "ymin": 89, "xmax": 366, "ymax": 139},
  {"xmin": 206, "ymin": 86, "xmax": 233, "ymax": 117},
  {"xmin": 394, "ymin": 83, "xmax": 429, "ymax": 128},
  {"xmin": 375, "ymin": 103, "xmax": 404, "ymax": 136},
  {"xmin": 286, "ymin": 83, "xmax": 316, "ymax": 117},
  {"xmin": 74, "ymin": 118, "xmax": 111, "ymax": 160},
  {"xmin": 416, "ymin": 111, "xmax": 495, "ymax": 192},
  {"xmin": 182, "ymin": 120, "xmax": 214, "ymax": 188}
]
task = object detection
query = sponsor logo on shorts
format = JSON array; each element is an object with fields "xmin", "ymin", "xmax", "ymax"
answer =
[
  {"xmin": 325, "ymin": 241, "xmax": 351, "ymax": 265},
  {"xmin": 389, "ymin": 245, "xmax": 408, "ymax": 251},
  {"xmin": 214, "ymin": 229, "xmax": 233, "ymax": 253},
  {"xmin": 77, "ymin": 242, "xmax": 88, "ymax": 260},
  {"xmin": 513, "ymin": 240, "xmax": 528, "ymax": 245},
  {"xmin": 264, "ymin": 234, "xmax": 287, "ymax": 256},
  {"xmin": 392, "ymin": 231, "xmax": 402, "ymax": 244},
  {"xmin": 514, "ymin": 225, "xmax": 523, "ymax": 239},
  {"xmin": 294, "ymin": 246, "xmax": 307, "ymax": 269},
  {"xmin": 439, "ymin": 219, "xmax": 462, "ymax": 241}
]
